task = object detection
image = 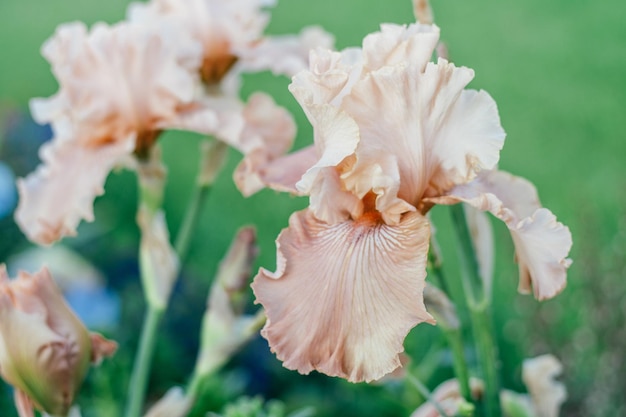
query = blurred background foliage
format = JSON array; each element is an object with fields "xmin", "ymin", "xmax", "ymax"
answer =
[{"xmin": 1, "ymin": 0, "xmax": 625, "ymax": 416}]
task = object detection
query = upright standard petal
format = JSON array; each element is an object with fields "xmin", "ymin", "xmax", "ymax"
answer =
[
  {"xmin": 253, "ymin": 210, "xmax": 434, "ymax": 382},
  {"xmin": 426, "ymin": 170, "xmax": 572, "ymax": 300},
  {"xmin": 128, "ymin": 0, "xmax": 270, "ymax": 84},
  {"xmin": 361, "ymin": 23, "xmax": 439, "ymax": 72},
  {"xmin": 15, "ymin": 136, "xmax": 134, "ymax": 245},
  {"xmin": 343, "ymin": 57, "xmax": 504, "ymax": 207}
]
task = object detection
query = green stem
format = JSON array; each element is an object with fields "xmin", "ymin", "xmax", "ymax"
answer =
[
  {"xmin": 174, "ymin": 183, "xmax": 212, "ymax": 261},
  {"xmin": 428, "ymin": 249, "xmax": 471, "ymax": 402},
  {"xmin": 450, "ymin": 205, "xmax": 501, "ymax": 417},
  {"xmin": 469, "ymin": 302, "xmax": 500, "ymax": 417},
  {"xmin": 449, "ymin": 205, "xmax": 483, "ymax": 306},
  {"xmin": 124, "ymin": 306, "xmax": 164, "ymax": 417},
  {"xmin": 406, "ymin": 372, "xmax": 451, "ymax": 417},
  {"xmin": 443, "ymin": 327, "xmax": 472, "ymax": 402}
]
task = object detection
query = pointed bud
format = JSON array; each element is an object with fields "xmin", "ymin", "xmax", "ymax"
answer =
[
  {"xmin": 423, "ymin": 284, "xmax": 460, "ymax": 331},
  {"xmin": 464, "ymin": 204, "xmax": 495, "ymax": 298},
  {"xmin": 193, "ymin": 227, "xmax": 263, "ymax": 378},
  {"xmin": 135, "ymin": 149, "xmax": 179, "ymax": 310},
  {"xmin": 0, "ymin": 265, "xmax": 116, "ymax": 417}
]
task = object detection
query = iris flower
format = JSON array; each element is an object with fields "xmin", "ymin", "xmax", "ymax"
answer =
[
  {"xmin": 127, "ymin": 0, "xmax": 335, "ymax": 196},
  {"xmin": 15, "ymin": 20, "xmax": 211, "ymax": 245},
  {"xmin": 16, "ymin": 0, "xmax": 325, "ymax": 245},
  {"xmin": 252, "ymin": 23, "xmax": 572, "ymax": 382}
]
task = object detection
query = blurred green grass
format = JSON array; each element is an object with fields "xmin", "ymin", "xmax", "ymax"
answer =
[{"xmin": 1, "ymin": 0, "xmax": 625, "ymax": 416}]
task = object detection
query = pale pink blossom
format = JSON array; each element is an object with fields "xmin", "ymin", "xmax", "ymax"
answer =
[
  {"xmin": 17, "ymin": 9, "xmax": 302, "ymax": 245},
  {"xmin": 127, "ymin": 0, "xmax": 334, "ymax": 81},
  {"xmin": 15, "ymin": 20, "xmax": 207, "ymax": 245},
  {"xmin": 253, "ymin": 23, "xmax": 571, "ymax": 382},
  {"xmin": 127, "ymin": 0, "xmax": 333, "ymax": 196},
  {"xmin": 0, "ymin": 265, "xmax": 116, "ymax": 417}
]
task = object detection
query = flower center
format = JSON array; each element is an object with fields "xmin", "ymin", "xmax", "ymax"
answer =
[
  {"xmin": 201, "ymin": 54, "xmax": 238, "ymax": 85},
  {"xmin": 357, "ymin": 191, "xmax": 383, "ymax": 225},
  {"xmin": 134, "ymin": 130, "xmax": 162, "ymax": 159}
]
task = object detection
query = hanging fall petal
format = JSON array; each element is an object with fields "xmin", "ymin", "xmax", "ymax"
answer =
[
  {"xmin": 427, "ymin": 170, "xmax": 572, "ymax": 300},
  {"xmin": 253, "ymin": 210, "xmax": 433, "ymax": 382}
]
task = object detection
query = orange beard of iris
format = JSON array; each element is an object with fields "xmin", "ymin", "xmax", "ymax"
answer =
[
  {"xmin": 201, "ymin": 53, "xmax": 238, "ymax": 85},
  {"xmin": 356, "ymin": 191, "xmax": 384, "ymax": 226},
  {"xmin": 134, "ymin": 129, "xmax": 162, "ymax": 159}
]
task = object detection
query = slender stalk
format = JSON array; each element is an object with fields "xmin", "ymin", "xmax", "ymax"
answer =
[
  {"xmin": 174, "ymin": 140, "xmax": 226, "ymax": 261},
  {"xmin": 124, "ymin": 306, "xmax": 164, "ymax": 417},
  {"xmin": 443, "ymin": 327, "xmax": 472, "ymax": 402},
  {"xmin": 174, "ymin": 183, "xmax": 212, "ymax": 260},
  {"xmin": 406, "ymin": 372, "xmax": 451, "ymax": 417},
  {"xmin": 449, "ymin": 205, "xmax": 483, "ymax": 306},
  {"xmin": 469, "ymin": 302, "xmax": 500, "ymax": 417},
  {"xmin": 450, "ymin": 205, "xmax": 501, "ymax": 417},
  {"xmin": 427, "ymin": 247, "xmax": 472, "ymax": 402},
  {"xmin": 124, "ymin": 141, "xmax": 225, "ymax": 416}
]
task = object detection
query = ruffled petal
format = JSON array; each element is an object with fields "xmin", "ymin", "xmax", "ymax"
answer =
[
  {"xmin": 15, "ymin": 135, "xmax": 134, "ymax": 245},
  {"xmin": 426, "ymin": 170, "xmax": 572, "ymax": 300},
  {"xmin": 343, "ymin": 57, "xmax": 504, "ymax": 206},
  {"xmin": 295, "ymin": 104, "xmax": 362, "ymax": 223},
  {"xmin": 33, "ymin": 21, "xmax": 203, "ymax": 146},
  {"xmin": 235, "ymin": 145, "xmax": 317, "ymax": 196},
  {"xmin": 229, "ymin": 92, "xmax": 295, "ymax": 195},
  {"xmin": 340, "ymin": 145, "xmax": 416, "ymax": 225},
  {"xmin": 128, "ymin": 0, "xmax": 271, "ymax": 83},
  {"xmin": 289, "ymin": 47, "xmax": 363, "ymax": 109},
  {"xmin": 238, "ymin": 26, "xmax": 335, "ymax": 77},
  {"xmin": 361, "ymin": 23, "xmax": 439, "ymax": 72},
  {"xmin": 253, "ymin": 209, "xmax": 434, "ymax": 382}
]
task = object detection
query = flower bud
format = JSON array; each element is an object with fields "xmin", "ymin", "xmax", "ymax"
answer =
[
  {"xmin": 193, "ymin": 227, "xmax": 263, "ymax": 379},
  {"xmin": 0, "ymin": 265, "xmax": 116, "ymax": 417}
]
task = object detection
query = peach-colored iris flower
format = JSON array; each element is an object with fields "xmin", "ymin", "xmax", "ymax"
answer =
[
  {"xmin": 127, "ymin": 0, "xmax": 334, "ymax": 197},
  {"xmin": 252, "ymin": 23, "xmax": 572, "ymax": 382},
  {"xmin": 17, "ymin": 0, "xmax": 313, "ymax": 245},
  {"xmin": 15, "ymin": 20, "xmax": 208, "ymax": 245}
]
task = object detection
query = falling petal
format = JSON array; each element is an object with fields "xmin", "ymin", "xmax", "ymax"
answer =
[
  {"xmin": 427, "ymin": 170, "xmax": 572, "ymax": 300},
  {"xmin": 253, "ymin": 210, "xmax": 433, "ymax": 382},
  {"xmin": 15, "ymin": 136, "xmax": 134, "ymax": 245}
]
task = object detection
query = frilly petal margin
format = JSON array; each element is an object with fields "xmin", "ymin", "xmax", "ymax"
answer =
[
  {"xmin": 252, "ymin": 209, "xmax": 434, "ymax": 382},
  {"xmin": 238, "ymin": 26, "xmax": 335, "ymax": 78},
  {"xmin": 426, "ymin": 170, "xmax": 572, "ymax": 300},
  {"xmin": 15, "ymin": 135, "xmax": 135, "ymax": 245}
]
